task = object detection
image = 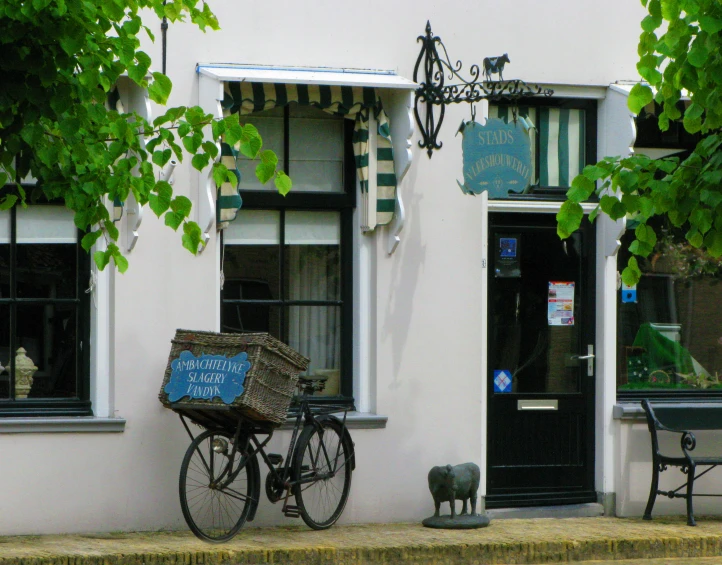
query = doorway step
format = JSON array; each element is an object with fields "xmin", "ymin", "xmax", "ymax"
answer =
[{"xmin": 488, "ymin": 502, "xmax": 604, "ymax": 520}]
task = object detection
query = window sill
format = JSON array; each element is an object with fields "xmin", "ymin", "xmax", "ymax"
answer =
[
  {"xmin": 279, "ymin": 411, "xmax": 387, "ymax": 430},
  {"xmin": 613, "ymin": 402, "xmax": 722, "ymax": 421},
  {"xmin": 0, "ymin": 417, "xmax": 126, "ymax": 434}
]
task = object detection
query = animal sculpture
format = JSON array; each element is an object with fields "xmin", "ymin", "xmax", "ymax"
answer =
[
  {"xmin": 483, "ymin": 54, "xmax": 510, "ymax": 81},
  {"xmin": 427, "ymin": 462, "xmax": 480, "ymax": 518}
]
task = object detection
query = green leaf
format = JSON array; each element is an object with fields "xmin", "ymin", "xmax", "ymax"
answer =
[
  {"xmin": 690, "ymin": 207, "xmax": 713, "ymax": 234},
  {"xmin": 104, "ymin": 220, "xmax": 119, "ymax": 242},
  {"xmin": 629, "ymin": 239, "xmax": 654, "ymax": 257},
  {"xmin": 556, "ymin": 200, "xmax": 584, "ymax": 239},
  {"xmin": 182, "ymin": 133, "xmax": 203, "ymax": 154},
  {"xmin": 701, "ymin": 189, "xmax": 722, "ymax": 209},
  {"xmin": 110, "ymin": 245, "xmax": 129, "ymax": 273},
  {"xmin": 684, "ymin": 102, "xmax": 704, "ymax": 133},
  {"xmin": 202, "ymin": 141, "xmax": 219, "ymax": 159},
  {"xmin": 94, "ymin": 250, "xmax": 110, "ymax": 271},
  {"xmin": 152, "ymin": 148, "xmax": 172, "ymax": 167},
  {"xmin": 566, "ymin": 174, "xmax": 595, "ymax": 202},
  {"xmin": 582, "ymin": 164, "xmax": 612, "ymax": 181},
  {"xmin": 81, "ymin": 231, "xmax": 103, "ymax": 252},
  {"xmin": 600, "ymin": 195, "xmax": 627, "ymax": 219},
  {"xmin": 649, "ymin": 0, "xmax": 662, "ymax": 19},
  {"xmin": 641, "ymin": 14, "xmax": 662, "ymax": 32},
  {"xmin": 170, "ymin": 195, "xmax": 192, "ymax": 216},
  {"xmin": 181, "ymin": 221, "xmax": 203, "ymax": 255},
  {"xmin": 699, "ymin": 15, "xmax": 722, "ymax": 34},
  {"xmin": 621, "ymin": 257, "xmax": 642, "ymax": 286},
  {"xmin": 239, "ymin": 124, "xmax": 262, "ymax": 158},
  {"xmin": 660, "ymin": 0, "xmax": 680, "ymax": 20},
  {"xmin": 165, "ymin": 211, "xmax": 184, "ymax": 231},
  {"xmin": 148, "ymin": 72, "xmax": 173, "ymax": 104},
  {"xmin": 688, "ymin": 34, "xmax": 709, "ymax": 68},
  {"xmin": 635, "ymin": 223, "xmax": 658, "ymax": 247},
  {"xmin": 622, "ymin": 193, "xmax": 641, "ymax": 212},
  {"xmin": 212, "ymin": 163, "xmax": 230, "ymax": 187},
  {"xmin": 191, "ymin": 153, "xmax": 211, "ymax": 171},
  {"xmin": 256, "ymin": 161, "xmax": 276, "ymax": 184},
  {"xmin": 705, "ymin": 229, "xmax": 722, "ymax": 257},
  {"xmin": 637, "ymin": 54, "xmax": 663, "ymax": 83},
  {"xmin": 148, "ymin": 180, "xmax": 173, "ymax": 216},
  {"xmin": 639, "ymin": 196, "xmax": 655, "ymax": 219},
  {"xmin": 619, "ymin": 170, "xmax": 640, "ymax": 192},
  {"xmin": 275, "ymin": 171, "xmax": 292, "ymax": 196},
  {"xmin": 0, "ymin": 194, "xmax": 18, "ymax": 211},
  {"xmin": 628, "ymin": 83, "xmax": 655, "ymax": 114}
]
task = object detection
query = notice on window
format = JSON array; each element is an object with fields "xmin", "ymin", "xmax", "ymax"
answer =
[{"xmin": 548, "ymin": 281, "xmax": 575, "ymax": 326}]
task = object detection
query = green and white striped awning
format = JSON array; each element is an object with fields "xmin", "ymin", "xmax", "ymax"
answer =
[
  {"xmin": 218, "ymin": 82, "xmax": 396, "ymax": 231},
  {"xmin": 489, "ymin": 105, "xmax": 586, "ymax": 189}
]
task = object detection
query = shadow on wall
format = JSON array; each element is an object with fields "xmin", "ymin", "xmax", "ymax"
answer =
[
  {"xmin": 620, "ymin": 423, "xmax": 722, "ymax": 517},
  {"xmin": 382, "ymin": 163, "xmax": 426, "ymax": 391}
]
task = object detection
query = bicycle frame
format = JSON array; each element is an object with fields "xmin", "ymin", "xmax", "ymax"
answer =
[{"xmin": 177, "ymin": 394, "xmax": 351, "ymax": 504}]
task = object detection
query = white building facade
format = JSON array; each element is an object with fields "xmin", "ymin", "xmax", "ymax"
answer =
[{"xmin": 2, "ymin": 0, "xmax": 720, "ymax": 535}]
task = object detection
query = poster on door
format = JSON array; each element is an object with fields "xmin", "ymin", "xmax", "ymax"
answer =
[{"xmin": 548, "ymin": 281, "xmax": 574, "ymax": 326}]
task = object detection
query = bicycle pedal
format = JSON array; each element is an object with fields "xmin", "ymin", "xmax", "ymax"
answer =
[
  {"xmin": 267, "ymin": 453, "xmax": 283, "ymax": 465},
  {"xmin": 283, "ymin": 505, "xmax": 301, "ymax": 518}
]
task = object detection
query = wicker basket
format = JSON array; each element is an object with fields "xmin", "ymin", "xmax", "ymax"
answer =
[{"xmin": 159, "ymin": 329, "xmax": 309, "ymax": 425}]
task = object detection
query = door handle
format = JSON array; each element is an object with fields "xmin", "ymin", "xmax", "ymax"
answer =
[{"xmin": 571, "ymin": 345, "xmax": 594, "ymax": 376}]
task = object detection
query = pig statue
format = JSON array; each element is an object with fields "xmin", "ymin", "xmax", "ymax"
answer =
[{"xmin": 428, "ymin": 462, "xmax": 480, "ymax": 519}]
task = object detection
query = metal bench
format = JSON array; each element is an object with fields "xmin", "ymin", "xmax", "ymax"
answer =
[{"xmin": 642, "ymin": 399, "xmax": 722, "ymax": 526}]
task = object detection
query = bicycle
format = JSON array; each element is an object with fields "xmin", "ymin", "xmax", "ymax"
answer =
[{"xmin": 172, "ymin": 376, "xmax": 355, "ymax": 542}]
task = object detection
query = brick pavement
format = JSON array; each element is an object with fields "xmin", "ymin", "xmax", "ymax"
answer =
[{"xmin": 1, "ymin": 516, "xmax": 722, "ymax": 565}]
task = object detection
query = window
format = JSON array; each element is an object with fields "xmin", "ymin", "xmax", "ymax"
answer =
[
  {"xmin": 0, "ymin": 192, "xmax": 92, "ymax": 416},
  {"xmin": 617, "ymin": 223, "xmax": 722, "ymax": 399},
  {"xmin": 489, "ymin": 99, "xmax": 597, "ymax": 198},
  {"xmin": 221, "ymin": 104, "xmax": 355, "ymax": 401}
]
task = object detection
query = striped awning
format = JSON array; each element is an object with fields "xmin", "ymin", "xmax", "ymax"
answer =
[
  {"xmin": 218, "ymin": 82, "xmax": 396, "ymax": 232},
  {"xmin": 489, "ymin": 105, "xmax": 586, "ymax": 189}
]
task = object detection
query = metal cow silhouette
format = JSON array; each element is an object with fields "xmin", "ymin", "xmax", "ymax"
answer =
[{"xmin": 483, "ymin": 54, "xmax": 510, "ymax": 82}]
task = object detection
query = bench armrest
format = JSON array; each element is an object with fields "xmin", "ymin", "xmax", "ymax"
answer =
[
  {"xmin": 681, "ymin": 431, "xmax": 698, "ymax": 457},
  {"xmin": 642, "ymin": 399, "xmax": 697, "ymax": 461}
]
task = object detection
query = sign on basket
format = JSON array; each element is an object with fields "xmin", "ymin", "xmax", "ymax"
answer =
[{"xmin": 164, "ymin": 350, "xmax": 251, "ymax": 404}]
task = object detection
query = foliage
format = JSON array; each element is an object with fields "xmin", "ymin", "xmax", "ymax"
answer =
[
  {"xmin": 558, "ymin": 0, "xmax": 722, "ymax": 285},
  {"xmin": 648, "ymin": 227, "xmax": 722, "ymax": 278},
  {"xmin": 0, "ymin": 0, "xmax": 290, "ymax": 272}
]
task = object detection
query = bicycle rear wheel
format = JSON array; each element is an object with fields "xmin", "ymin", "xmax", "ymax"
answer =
[
  {"xmin": 179, "ymin": 429, "xmax": 257, "ymax": 542},
  {"xmin": 293, "ymin": 418, "xmax": 353, "ymax": 530}
]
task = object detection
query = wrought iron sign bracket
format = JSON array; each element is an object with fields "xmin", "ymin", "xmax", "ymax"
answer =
[{"xmin": 413, "ymin": 21, "xmax": 554, "ymax": 158}]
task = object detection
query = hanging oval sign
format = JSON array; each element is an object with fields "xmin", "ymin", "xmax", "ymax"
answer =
[
  {"xmin": 164, "ymin": 350, "xmax": 251, "ymax": 404},
  {"xmin": 457, "ymin": 118, "xmax": 532, "ymax": 198}
]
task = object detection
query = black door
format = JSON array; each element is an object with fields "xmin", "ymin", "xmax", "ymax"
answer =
[{"xmin": 486, "ymin": 213, "xmax": 596, "ymax": 508}]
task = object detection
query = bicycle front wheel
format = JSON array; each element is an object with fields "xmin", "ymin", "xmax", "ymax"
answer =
[
  {"xmin": 293, "ymin": 418, "xmax": 353, "ymax": 530},
  {"xmin": 179, "ymin": 429, "xmax": 257, "ymax": 542}
]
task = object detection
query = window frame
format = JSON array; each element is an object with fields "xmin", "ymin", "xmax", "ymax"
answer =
[
  {"xmin": 220, "ymin": 105, "xmax": 356, "ymax": 403},
  {"xmin": 616, "ymin": 222, "xmax": 722, "ymax": 403},
  {"xmin": 490, "ymin": 98, "xmax": 598, "ymax": 199},
  {"xmin": 0, "ymin": 187, "xmax": 92, "ymax": 417}
]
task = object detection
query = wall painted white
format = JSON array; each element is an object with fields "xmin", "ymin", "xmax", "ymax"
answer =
[{"xmin": 4, "ymin": 0, "xmax": 712, "ymax": 536}]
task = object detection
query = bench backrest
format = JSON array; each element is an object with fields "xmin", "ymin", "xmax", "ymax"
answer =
[{"xmin": 642, "ymin": 399, "xmax": 722, "ymax": 431}]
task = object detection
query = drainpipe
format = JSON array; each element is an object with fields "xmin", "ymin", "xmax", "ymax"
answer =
[{"xmin": 161, "ymin": 2, "xmax": 168, "ymax": 76}]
